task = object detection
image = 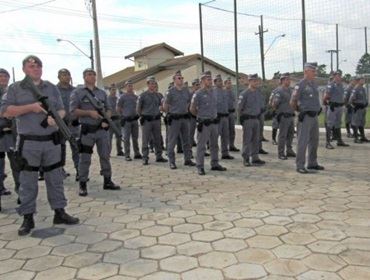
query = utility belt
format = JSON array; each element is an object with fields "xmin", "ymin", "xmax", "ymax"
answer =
[
  {"xmin": 121, "ymin": 115, "xmax": 139, "ymax": 126},
  {"xmin": 190, "ymin": 113, "xmax": 196, "ymax": 119},
  {"xmin": 298, "ymin": 110, "xmax": 321, "ymax": 122},
  {"xmin": 15, "ymin": 131, "xmax": 64, "ymax": 172},
  {"xmin": 228, "ymin": 109, "xmax": 235, "ymax": 113},
  {"xmin": 329, "ymin": 102, "xmax": 344, "ymax": 111},
  {"xmin": 140, "ymin": 114, "xmax": 161, "ymax": 125},
  {"xmin": 81, "ymin": 123, "xmax": 107, "ymax": 135},
  {"xmin": 217, "ymin": 113, "xmax": 229, "ymax": 118},
  {"xmin": 277, "ymin": 112, "xmax": 295, "ymax": 123},
  {"xmin": 197, "ymin": 118, "xmax": 220, "ymax": 132},
  {"xmin": 353, "ymin": 102, "xmax": 368, "ymax": 112},
  {"xmin": 71, "ymin": 119, "xmax": 80, "ymax": 127},
  {"xmin": 239, "ymin": 114, "xmax": 260, "ymax": 124},
  {"xmin": 111, "ymin": 115, "xmax": 120, "ymax": 121},
  {"xmin": 0, "ymin": 130, "xmax": 13, "ymax": 139},
  {"xmin": 167, "ymin": 113, "xmax": 190, "ymax": 126}
]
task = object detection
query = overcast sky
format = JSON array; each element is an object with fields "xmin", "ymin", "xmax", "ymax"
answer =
[{"xmin": 1, "ymin": 0, "xmax": 369, "ymax": 85}]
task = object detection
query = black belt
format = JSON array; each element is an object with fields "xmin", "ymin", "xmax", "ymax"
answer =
[
  {"xmin": 229, "ymin": 109, "xmax": 235, "ymax": 113},
  {"xmin": 197, "ymin": 118, "xmax": 219, "ymax": 126},
  {"xmin": 122, "ymin": 115, "xmax": 139, "ymax": 122},
  {"xmin": 168, "ymin": 113, "xmax": 190, "ymax": 120},
  {"xmin": 329, "ymin": 102, "xmax": 344, "ymax": 107},
  {"xmin": 81, "ymin": 123, "xmax": 104, "ymax": 134},
  {"xmin": 140, "ymin": 114, "xmax": 161, "ymax": 125},
  {"xmin": 218, "ymin": 113, "xmax": 229, "ymax": 118},
  {"xmin": 19, "ymin": 132, "xmax": 58, "ymax": 142},
  {"xmin": 111, "ymin": 115, "xmax": 120, "ymax": 121}
]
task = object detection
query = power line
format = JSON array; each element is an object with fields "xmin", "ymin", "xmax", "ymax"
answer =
[{"xmin": 0, "ymin": 0, "xmax": 56, "ymax": 14}]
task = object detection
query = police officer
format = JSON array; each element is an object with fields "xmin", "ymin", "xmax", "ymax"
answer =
[
  {"xmin": 224, "ymin": 77, "xmax": 239, "ymax": 152},
  {"xmin": 70, "ymin": 68, "xmax": 120, "ymax": 196},
  {"xmin": 349, "ymin": 76, "xmax": 369, "ymax": 143},
  {"xmin": 344, "ymin": 77, "xmax": 357, "ymax": 138},
  {"xmin": 0, "ymin": 68, "xmax": 19, "ymax": 197},
  {"xmin": 1, "ymin": 55, "xmax": 79, "ymax": 235},
  {"xmin": 57, "ymin": 68, "xmax": 80, "ymax": 181},
  {"xmin": 323, "ymin": 70, "xmax": 349, "ymax": 149},
  {"xmin": 258, "ymin": 78, "xmax": 268, "ymax": 154},
  {"xmin": 189, "ymin": 79, "xmax": 200, "ymax": 147},
  {"xmin": 238, "ymin": 74, "xmax": 266, "ymax": 167},
  {"xmin": 117, "ymin": 80, "xmax": 142, "ymax": 161},
  {"xmin": 271, "ymin": 73, "xmax": 296, "ymax": 160},
  {"xmin": 290, "ymin": 62, "xmax": 324, "ymax": 174},
  {"xmin": 163, "ymin": 71, "xmax": 195, "ymax": 169},
  {"xmin": 190, "ymin": 71, "xmax": 226, "ymax": 175},
  {"xmin": 214, "ymin": 74, "xmax": 233, "ymax": 160},
  {"xmin": 108, "ymin": 84, "xmax": 124, "ymax": 156},
  {"xmin": 137, "ymin": 76, "xmax": 167, "ymax": 165}
]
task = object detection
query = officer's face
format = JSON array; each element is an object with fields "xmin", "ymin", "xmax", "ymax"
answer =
[
  {"xmin": 358, "ymin": 78, "xmax": 365, "ymax": 86},
  {"xmin": 282, "ymin": 78, "xmax": 291, "ymax": 87},
  {"xmin": 58, "ymin": 73, "xmax": 71, "ymax": 84},
  {"xmin": 0, "ymin": 73, "xmax": 9, "ymax": 88},
  {"xmin": 109, "ymin": 87, "xmax": 117, "ymax": 95},
  {"xmin": 224, "ymin": 80, "xmax": 232, "ymax": 90},
  {"xmin": 23, "ymin": 61, "xmax": 42, "ymax": 81},
  {"xmin": 174, "ymin": 75, "xmax": 184, "ymax": 87},
  {"xmin": 239, "ymin": 76, "xmax": 248, "ymax": 87},
  {"xmin": 202, "ymin": 77, "xmax": 213, "ymax": 88},
  {"xmin": 84, "ymin": 72, "xmax": 96, "ymax": 85},
  {"xmin": 126, "ymin": 84, "xmax": 134, "ymax": 93},
  {"xmin": 249, "ymin": 79, "xmax": 258, "ymax": 89},
  {"xmin": 192, "ymin": 83, "xmax": 200, "ymax": 91},
  {"xmin": 334, "ymin": 74, "xmax": 342, "ymax": 83},
  {"xmin": 147, "ymin": 81, "xmax": 156, "ymax": 92},
  {"xmin": 304, "ymin": 68, "xmax": 316, "ymax": 80},
  {"xmin": 214, "ymin": 79, "xmax": 223, "ymax": 88}
]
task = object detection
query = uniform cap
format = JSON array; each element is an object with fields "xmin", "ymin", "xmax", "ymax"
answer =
[
  {"xmin": 213, "ymin": 74, "xmax": 222, "ymax": 81},
  {"xmin": 173, "ymin": 70, "xmax": 182, "ymax": 78},
  {"xmin": 83, "ymin": 68, "xmax": 96, "ymax": 77},
  {"xmin": 248, "ymin": 73, "xmax": 259, "ymax": 80},
  {"xmin": 146, "ymin": 76, "xmax": 156, "ymax": 82},
  {"xmin": 332, "ymin": 70, "xmax": 342, "ymax": 76},
  {"xmin": 279, "ymin": 72, "xmax": 290, "ymax": 80},
  {"xmin": 110, "ymin": 83, "xmax": 116, "ymax": 89},
  {"xmin": 200, "ymin": 71, "xmax": 212, "ymax": 80},
  {"xmin": 124, "ymin": 80, "xmax": 133, "ymax": 86},
  {"xmin": 304, "ymin": 62, "xmax": 318, "ymax": 70},
  {"xmin": 192, "ymin": 78, "xmax": 200, "ymax": 85},
  {"xmin": 354, "ymin": 75, "xmax": 363, "ymax": 80},
  {"xmin": 22, "ymin": 55, "xmax": 42, "ymax": 67},
  {"xmin": 58, "ymin": 68, "xmax": 71, "ymax": 76},
  {"xmin": 0, "ymin": 68, "xmax": 10, "ymax": 77}
]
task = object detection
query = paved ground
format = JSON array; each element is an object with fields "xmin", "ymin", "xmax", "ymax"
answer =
[{"xmin": 0, "ymin": 128, "xmax": 370, "ymax": 280}]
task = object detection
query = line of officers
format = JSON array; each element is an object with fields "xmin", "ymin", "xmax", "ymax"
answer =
[{"xmin": 0, "ymin": 55, "xmax": 368, "ymax": 236}]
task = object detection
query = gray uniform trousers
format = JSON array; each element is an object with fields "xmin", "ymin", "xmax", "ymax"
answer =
[
  {"xmin": 61, "ymin": 125, "xmax": 80, "ymax": 171},
  {"xmin": 352, "ymin": 108, "xmax": 366, "ymax": 127},
  {"xmin": 122, "ymin": 121, "xmax": 140, "ymax": 157},
  {"xmin": 296, "ymin": 116, "xmax": 319, "ymax": 169},
  {"xmin": 242, "ymin": 119, "xmax": 260, "ymax": 161},
  {"xmin": 109, "ymin": 119, "xmax": 123, "ymax": 154},
  {"xmin": 142, "ymin": 119, "xmax": 163, "ymax": 160},
  {"xmin": 196, "ymin": 123, "xmax": 219, "ymax": 168},
  {"xmin": 79, "ymin": 129, "xmax": 111, "ymax": 182},
  {"xmin": 218, "ymin": 116, "xmax": 230, "ymax": 156},
  {"xmin": 272, "ymin": 116, "xmax": 279, "ymax": 129},
  {"xmin": 345, "ymin": 106, "xmax": 353, "ymax": 124},
  {"xmin": 277, "ymin": 116, "xmax": 294, "ymax": 156},
  {"xmin": 259, "ymin": 113, "xmax": 265, "ymax": 150},
  {"xmin": 167, "ymin": 119, "xmax": 192, "ymax": 164},
  {"xmin": 327, "ymin": 107, "xmax": 343, "ymax": 129},
  {"xmin": 0, "ymin": 133, "xmax": 20, "ymax": 192},
  {"xmin": 190, "ymin": 117, "xmax": 197, "ymax": 145},
  {"xmin": 228, "ymin": 112, "xmax": 236, "ymax": 148},
  {"xmin": 17, "ymin": 140, "xmax": 66, "ymax": 215}
]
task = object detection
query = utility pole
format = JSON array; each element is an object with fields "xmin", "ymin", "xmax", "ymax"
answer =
[
  {"xmin": 326, "ymin": 50, "xmax": 338, "ymax": 73},
  {"xmin": 91, "ymin": 0, "xmax": 103, "ymax": 88},
  {"xmin": 301, "ymin": 0, "xmax": 307, "ymax": 68},
  {"xmin": 336, "ymin": 24, "xmax": 339, "ymax": 70},
  {"xmin": 255, "ymin": 15, "xmax": 268, "ymax": 81},
  {"xmin": 199, "ymin": 3, "xmax": 205, "ymax": 72},
  {"xmin": 365, "ymin": 27, "xmax": 368, "ymax": 54},
  {"xmin": 12, "ymin": 67, "xmax": 15, "ymax": 83},
  {"xmin": 89, "ymin": 39, "xmax": 94, "ymax": 70},
  {"xmin": 233, "ymin": 0, "xmax": 239, "ymax": 96}
]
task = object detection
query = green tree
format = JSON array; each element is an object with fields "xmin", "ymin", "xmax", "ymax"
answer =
[{"xmin": 356, "ymin": 53, "xmax": 370, "ymax": 74}]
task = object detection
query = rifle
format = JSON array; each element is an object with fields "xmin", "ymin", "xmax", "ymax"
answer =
[
  {"xmin": 19, "ymin": 75, "xmax": 78, "ymax": 150},
  {"xmin": 83, "ymin": 88, "xmax": 123, "ymax": 140}
]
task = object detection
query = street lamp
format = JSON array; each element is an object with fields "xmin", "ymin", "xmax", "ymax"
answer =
[
  {"xmin": 264, "ymin": 34, "xmax": 286, "ymax": 57},
  {"xmin": 56, "ymin": 38, "xmax": 94, "ymax": 70}
]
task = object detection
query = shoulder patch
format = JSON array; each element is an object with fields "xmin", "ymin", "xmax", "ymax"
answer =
[{"xmin": 294, "ymin": 85, "xmax": 299, "ymax": 90}]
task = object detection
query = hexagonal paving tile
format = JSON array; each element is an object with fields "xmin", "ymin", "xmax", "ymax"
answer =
[
  {"xmin": 141, "ymin": 245, "xmax": 176, "ymax": 260},
  {"xmin": 89, "ymin": 240, "xmax": 123, "ymax": 253},
  {"xmin": 273, "ymin": 245, "xmax": 311, "ymax": 259},
  {"xmin": 0, "ymin": 270, "xmax": 35, "ymax": 280},
  {"xmin": 63, "ymin": 252, "xmax": 102, "ymax": 268},
  {"xmin": 0, "ymin": 248, "xmax": 16, "ymax": 260},
  {"xmin": 281, "ymin": 233, "xmax": 316, "ymax": 245},
  {"xmin": 6, "ymin": 237, "xmax": 41, "ymax": 250},
  {"xmin": 256, "ymin": 225, "xmax": 288, "ymax": 236},
  {"xmin": 160, "ymin": 255, "xmax": 198, "ymax": 273},
  {"xmin": 204, "ymin": 221, "xmax": 233, "ymax": 231},
  {"xmin": 339, "ymin": 266, "xmax": 370, "ymax": 280},
  {"xmin": 77, "ymin": 263, "xmax": 119, "ymax": 280},
  {"xmin": 142, "ymin": 226, "xmax": 171, "ymax": 237},
  {"xmin": 236, "ymin": 248, "xmax": 276, "ymax": 264},
  {"xmin": 177, "ymin": 241, "xmax": 212, "ymax": 256},
  {"xmin": 297, "ymin": 270, "xmax": 342, "ymax": 280},
  {"xmin": 75, "ymin": 232, "xmax": 107, "ymax": 244},
  {"xmin": 110, "ymin": 229, "xmax": 140, "ymax": 241},
  {"xmin": 307, "ymin": 241, "xmax": 347, "ymax": 254},
  {"xmin": 340, "ymin": 249, "xmax": 370, "ymax": 266},
  {"xmin": 303, "ymin": 254, "xmax": 346, "ymax": 272},
  {"xmin": 104, "ymin": 248, "xmax": 139, "ymax": 264},
  {"xmin": 265, "ymin": 259, "xmax": 308, "ymax": 276},
  {"xmin": 182, "ymin": 268, "xmax": 223, "ymax": 280},
  {"xmin": 313, "ymin": 229, "xmax": 347, "ymax": 241},
  {"xmin": 191, "ymin": 230, "xmax": 223, "ymax": 242},
  {"xmin": 51, "ymin": 243, "xmax": 88, "ymax": 256},
  {"xmin": 24, "ymin": 255, "xmax": 64, "ymax": 271},
  {"xmin": 124, "ymin": 236, "xmax": 157, "ymax": 249},
  {"xmin": 140, "ymin": 271, "xmax": 180, "ymax": 280},
  {"xmin": 198, "ymin": 251, "xmax": 237, "ymax": 269},
  {"xmin": 246, "ymin": 235, "xmax": 282, "ymax": 249},
  {"xmin": 14, "ymin": 245, "xmax": 52, "ymax": 259},
  {"xmin": 223, "ymin": 227, "xmax": 256, "ymax": 239},
  {"xmin": 158, "ymin": 233, "xmax": 190, "ymax": 246},
  {"xmin": 186, "ymin": 215, "xmax": 213, "ymax": 224},
  {"xmin": 212, "ymin": 238, "xmax": 247, "ymax": 252},
  {"xmin": 33, "ymin": 266, "xmax": 77, "ymax": 280},
  {"xmin": 173, "ymin": 223, "xmax": 202, "ymax": 234},
  {"xmin": 224, "ymin": 263, "xmax": 267, "ymax": 279},
  {"xmin": 234, "ymin": 218, "xmax": 264, "ymax": 228},
  {"xmin": 119, "ymin": 259, "xmax": 157, "ymax": 277},
  {"xmin": 0, "ymin": 259, "xmax": 25, "ymax": 274}
]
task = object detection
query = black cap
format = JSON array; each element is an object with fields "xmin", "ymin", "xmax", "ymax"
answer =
[
  {"xmin": 0, "ymin": 68, "xmax": 10, "ymax": 77},
  {"xmin": 83, "ymin": 68, "xmax": 96, "ymax": 77},
  {"xmin": 58, "ymin": 68, "xmax": 71, "ymax": 76},
  {"xmin": 200, "ymin": 71, "xmax": 212, "ymax": 80},
  {"xmin": 22, "ymin": 55, "xmax": 42, "ymax": 67},
  {"xmin": 124, "ymin": 80, "xmax": 133, "ymax": 86},
  {"xmin": 192, "ymin": 78, "xmax": 200, "ymax": 85},
  {"xmin": 304, "ymin": 62, "xmax": 318, "ymax": 70},
  {"xmin": 213, "ymin": 74, "xmax": 222, "ymax": 81},
  {"xmin": 146, "ymin": 76, "xmax": 156, "ymax": 82},
  {"xmin": 173, "ymin": 70, "xmax": 182, "ymax": 78},
  {"xmin": 248, "ymin": 74, "xmax": 259, "ymax": 80},
  {"xmin": 279, "ymin": 72, "xmax": 290, "ymax": 80},
  {"xmin": 333, "ymin": 70, "xmax": 342, "ymax": 76}
]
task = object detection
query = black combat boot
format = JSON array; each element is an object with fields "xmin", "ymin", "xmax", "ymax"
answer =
[
  {"xmin": 103, "ymin": 177, "xmax": 121, "ymax": 190},
  {"xmin": 352, "ymin": 126, "xmax": 362, "ymax": 143},
  {"xmin": 79, "ymin": 181, "xmax": 88, "ymax": 197},
  {"xmin": 359, "ymin": 127, "xmax": 369, "ymax": 142},
  {"xmin": 53, "ymin": 208, "xmax": 79, "ymax": 225},
  {"xmin": 345, "ymin": 123, "xmax": 353, "ymax": 138},
  {"xmin": 272, "ymin": 128, "xmax": 278, "ymax": 145},
  {"xmin": 336, "ymin": 128, "xmax": 349, "ymax": 147},
  {"xmin": 18, "ymin": 213, "xmax": 35, "ymax": 236},
  {"xmin": 325, "ymin": 126, "xmax": 334, "ymax": 149}
]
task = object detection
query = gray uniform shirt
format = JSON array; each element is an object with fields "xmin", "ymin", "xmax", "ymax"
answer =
[
  {"xmin": 349, "ymin": 86, "xmax": 368, "ymax": 105},
  {"xmin": 238, "ymin": 88, "xmax": 263, "ymax": 116},
  {"xmin": 326, "ymin": 82, "xmax": 344, "ymax": 103},
  {"xmin": 57, "ymin": 83, "xmax": 75, "ymax": 119},
  {"xmin": 227, "ymin": 89, "xmax": 236, "ymax": 111},
  {"xmin": 273, "ymin": 86, "xmax": 294, "ymax": 114},
  {"xmin": 164, "ymin": 87, "xmax": 190, "ymax": 114},
  {"xmin": 136, "ymin": 91, "xmax": 161, "ymax": 116},
  {"xmin": 108, "ymin": 95, "xmax": 119, "ymax": 116},
  {"xmin": 70, "ymin": 86, "xmax": 111, "ymax": 125},
  {"xmin": 117, "ymin": 92, "xmax": 138, "ymax": 117},
  {"xmin": 293, "ymin": 79, "xmax": 321, "ymax": 112},
  {"xmin": 344, "ymin": 85, "xmax": 354, "ymax": 104},
  {"xmin": 215, "ymin": 87, "xmax": 229, "ymax": 114},
  {"xmin": 192, "ymin": 88, "xmax": 218, "ymax": 119},
  {"xmin": 1, "ymin": 80, "xmax": 63, "ymax": 135}
]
